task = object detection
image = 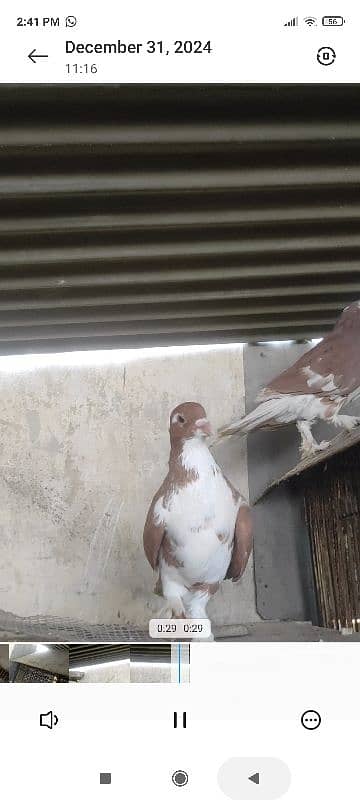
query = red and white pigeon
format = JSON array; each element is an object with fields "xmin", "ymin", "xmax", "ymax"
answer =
[
  {"xmin": 143, "ymin": 402, "xmax": 253, "ymax": 621},
  {"xmin": 217, "ymin": 300, "xmax": 360, "ymax": 459}
]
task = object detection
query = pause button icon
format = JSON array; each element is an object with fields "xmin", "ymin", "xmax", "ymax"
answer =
[{"xmin": 173, "ymin": 711, "xmax": 187, "ymax": 728}]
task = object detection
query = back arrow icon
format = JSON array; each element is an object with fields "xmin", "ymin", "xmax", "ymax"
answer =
[{"xmin": 28, "ymin": 49, "xmax": 49, "ymax": 63}]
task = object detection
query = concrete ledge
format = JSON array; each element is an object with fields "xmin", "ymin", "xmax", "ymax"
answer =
[{"xmin": 214, "ymin": 621, "xmax": 360, "ymax": 641}]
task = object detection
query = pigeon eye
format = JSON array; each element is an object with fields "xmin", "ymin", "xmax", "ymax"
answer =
[{"xmin": 177, "ymin": 414, "xmax": 185, "ymax": 424}]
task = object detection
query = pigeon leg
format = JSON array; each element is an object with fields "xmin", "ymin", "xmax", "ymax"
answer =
[
  {"xmin": 297, "ymin": 420, "xmax": 330, "ymax": 459},
  {"xmin": 159, "ymin": 570, "xmax": 187, "ymax": 619},
  {"xmin": 183, "ymin": 591, "xmax": 214, "ymax": 640},
  {"xmin": 183, "ymin": 589, "xmax": 210, "ymax": 621},
  {"xmin": 332, "ymin": 414, "xmax": 360, "ymax": 432}
]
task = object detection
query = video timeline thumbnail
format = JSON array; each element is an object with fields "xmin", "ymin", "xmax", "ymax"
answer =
[{"xmin": 0, "ymin": 643, "xmax": 190, "ymax": 683}]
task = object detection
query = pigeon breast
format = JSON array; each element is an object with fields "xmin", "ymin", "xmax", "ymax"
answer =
[{"xmin": 154, "ymin": 439, "xmax": 241, "ymax": 585}]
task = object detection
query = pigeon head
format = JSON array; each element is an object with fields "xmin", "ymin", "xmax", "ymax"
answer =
[{"xmin": 169, "ymin": 402, "xmax": 212, "ymax": 444}]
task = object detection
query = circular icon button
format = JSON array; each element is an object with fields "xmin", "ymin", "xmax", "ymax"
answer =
[
  {"xmin": 172, "ymin": 770, "xmax": 189, "ymax": 787},
  {"xmin": 301, "ymin": 710, "xmax": 321, "ymax": 730},
  {"xmin": 317, "ymin": 46, "xmax": 336, "ymax": 66}
]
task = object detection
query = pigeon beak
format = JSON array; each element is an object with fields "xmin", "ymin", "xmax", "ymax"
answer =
[{"xmin": 195, "ymin": 418, "xmax": 212, "ymax": 437}]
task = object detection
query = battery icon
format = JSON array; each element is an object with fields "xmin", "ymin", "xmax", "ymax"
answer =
[{"xmin": 322, "ymin": 16, "xmax": 345, "ymax": 26}]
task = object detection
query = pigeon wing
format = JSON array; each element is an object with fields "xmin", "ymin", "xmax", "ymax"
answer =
[
  {"xmin": 264, "ymin": 324, "xmax": 359, "ymax": 399},
  {"xmin": 143, "ymin": 493, "xmax": 166, "ymax": 570},
  {"xmin": 226, "ymin": 503, "xmax": 253, "ymax": 581}
]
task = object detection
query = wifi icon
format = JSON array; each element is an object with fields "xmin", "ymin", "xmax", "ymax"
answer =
[{"xmin": 304, "ymin": 16, "xmax": 317, "ymax": 26}]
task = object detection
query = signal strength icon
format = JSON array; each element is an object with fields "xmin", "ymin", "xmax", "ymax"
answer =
[
  {"xmin": 304, "ymin": 16, "xmax": 317, "ymax": 26},
  {"xmin": 284, "ymin": 16, "xmax": 298, "ymax": 26}
]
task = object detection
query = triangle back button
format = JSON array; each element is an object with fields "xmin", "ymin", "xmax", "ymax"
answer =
[{"xmin": 248, "ymin": 772, "xmax": 260, "ymax": 785}]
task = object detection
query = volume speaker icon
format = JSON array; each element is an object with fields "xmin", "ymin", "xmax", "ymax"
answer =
[
  {"xmin": 40, "ymin": 710, "xmax": 59, "ymax": 729},
  {"xmin": 284, "ymin": 16, "xmax": 298, "ymax": 26},
  {"xmin": 304, "ymin": 16, "xmax": 317, "ymax": 26}
]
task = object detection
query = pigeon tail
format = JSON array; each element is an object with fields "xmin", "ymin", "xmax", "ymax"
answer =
[{"xmin": 217, "ymin": 396, "xmax": 294, "ymax": 440}]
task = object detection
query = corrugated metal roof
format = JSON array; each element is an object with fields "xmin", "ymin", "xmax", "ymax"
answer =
[
  {"xmin": 69, "ymin": 644, "xmax": 129, "ymax": 666},
  {"xmin": 0, "ymin": 84, "xmax": 359, "ymax": 354},
  {"xmin": 130, "ymin": 644, "xmax": 172, "ymax": 662},
  {"xmin": 68, "ymin": 643, "xmax": 170, "ymax": 666}
]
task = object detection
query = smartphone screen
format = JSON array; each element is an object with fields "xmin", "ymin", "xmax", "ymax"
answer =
[{"xmin": 0, "ymin": 3, "xmax": 359, "ymax": 798}]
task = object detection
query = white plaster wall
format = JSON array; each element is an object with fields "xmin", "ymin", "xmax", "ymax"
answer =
[
  {"xmin": 0, "ymin": 344, "xmax": 259, "ymax": 628},
  {"xmin": 75, "ymin": 661, "xmax": 130, "ymax": 683},
  {"xmin": 131, "ymin": 663, "xmax": 171, "ymax": 683}
]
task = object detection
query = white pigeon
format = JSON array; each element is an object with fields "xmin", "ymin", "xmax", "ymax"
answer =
[
  {"xmin": 217, "ymin": 300, "xmax": 360, "ymax": 459},
  {"xmin": 143, "ymin": 402, "xmax": 252, "ymax": 620}
]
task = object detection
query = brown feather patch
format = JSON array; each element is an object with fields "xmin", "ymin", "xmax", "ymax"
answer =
[
  {"xmin": 265, "ymin": 302, "xmax": 360, "ymax": 399},
  {"xmin": 189, "ymin": 581, "xmax": 220, "ymax": 596},
  {"xmin": 226, "ymin": 503, "xmax": 253, "ymax": 581}
]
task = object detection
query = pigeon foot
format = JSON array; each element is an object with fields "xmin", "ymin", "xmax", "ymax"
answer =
[
  {"xmin": 334, "ymin": 415, "xmax": 360, "ymax": 432},
  {"xmin": 300, "ymin": 439, "xmax": 330, "ymax": 460},
  {"xmin": 159, "ymin": 597, "xmax": 186, "ymax": 619}
]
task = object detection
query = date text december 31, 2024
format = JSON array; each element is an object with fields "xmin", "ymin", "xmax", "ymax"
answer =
[{"xmin": 65, "ymin": 39, "xmax": 213, "ymax": 55}]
